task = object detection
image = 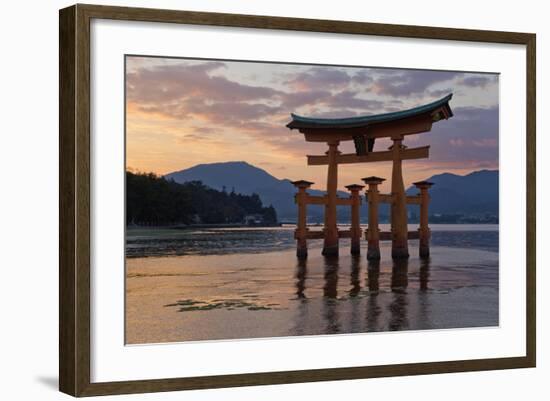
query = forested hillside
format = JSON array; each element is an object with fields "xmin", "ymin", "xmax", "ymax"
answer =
[{"xmin": 126, "ymin": 171, "xmax": 277, "ymax": 226}]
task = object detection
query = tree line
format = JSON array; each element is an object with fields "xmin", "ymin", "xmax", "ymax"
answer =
[{"xmin": 126, "ymin": 171, "xmax": 277, "ymax": 226}]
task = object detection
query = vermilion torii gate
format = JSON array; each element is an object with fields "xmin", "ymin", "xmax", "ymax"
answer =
[{"xmin": 287, "ymin": 94, "xmax": 453, "ymax": 259}]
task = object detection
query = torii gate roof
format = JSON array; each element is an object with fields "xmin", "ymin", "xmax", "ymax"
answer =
[{"xmin": 287, "ymin": 93, "xmax": 453, "ymax": 130}]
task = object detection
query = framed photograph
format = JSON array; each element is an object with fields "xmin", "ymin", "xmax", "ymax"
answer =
[{"xmin": 59, "ymin": 4, "xmax": 536, "ymax": 397}]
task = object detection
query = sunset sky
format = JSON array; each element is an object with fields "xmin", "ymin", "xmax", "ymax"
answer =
[{"xmin": 126, "ymin": 56, "xmax": 498, "ymax": 192}]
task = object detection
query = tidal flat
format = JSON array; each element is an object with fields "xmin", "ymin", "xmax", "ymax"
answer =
[{"xmin": 125, "ymin": 226, "xmax": 498, "ymax": 344}]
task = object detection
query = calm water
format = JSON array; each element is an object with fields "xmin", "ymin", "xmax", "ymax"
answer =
[
  {"xmin": 126, "ymin": 224, "xmax": 499, "ymax": 343},
  {"xmin": 126, "ymin": 224, "xmax": 499, "ymax": 258}
]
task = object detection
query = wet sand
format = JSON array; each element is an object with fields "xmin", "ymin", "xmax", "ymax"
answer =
[{"xmin": 126, "ymin": 240, "xmax": 498, "ymax": 344}]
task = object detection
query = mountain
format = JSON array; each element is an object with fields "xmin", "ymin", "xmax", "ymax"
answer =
[
  {"xmin": 165, "ymin": 161, "xmax": 348, "ymax": 221},
  {"xmin": 166, "ymin": 161, "xmax": 284, "ymax": 197},
  {"xmin": 165, "ymin": 162, "xmax": 498, "ymax": 222},
  {"xmin": 406, "ymin": 169, "xmax": 498, "ymax": 215}
]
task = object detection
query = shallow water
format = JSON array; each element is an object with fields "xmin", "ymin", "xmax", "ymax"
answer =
[
  {"xmin": 125, "ymin": 226, "xmax": 498, "ymax": 344},
  {"xmin": 126, "ymin": 224, "xmax": 498, "ymax": 257}
]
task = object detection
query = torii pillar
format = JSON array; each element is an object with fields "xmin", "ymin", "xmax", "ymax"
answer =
[
  {"xmin": 363, "ymin": 176, "xmax": 385, "ymax": 260},
  {"xmin": 390, "ymin": 137, "xmax": 409, "ymax": 259},
  {"xmin": 345, "ymin": 184, "xmax": 364, "ymax": 255},
  {"xmin": 292, "ymin": 180, "xmax": 314, "ymax": 258},
  {"xmin": 414, "ymin": 181, "xmax": 434, "ymax": 258},
  {"xmin": 322, "ymin": 140, "xmax": 340, "ymax": 256}
]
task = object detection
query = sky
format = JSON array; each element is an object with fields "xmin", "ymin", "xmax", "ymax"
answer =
[{"xmin": 126, "ymin": 56, "xmax": 499, "ymax": 192}]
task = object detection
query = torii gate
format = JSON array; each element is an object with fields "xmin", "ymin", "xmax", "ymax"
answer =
[{"xmin": 287, "ymin": 94, "xmax": 453, "ymax": 259}]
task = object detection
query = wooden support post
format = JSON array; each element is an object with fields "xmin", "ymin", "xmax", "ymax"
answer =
[
  {"xmin": 362, "ymin": 176, "xmax": 385, "ymax": 260},
  {"xmin": 292, "ymin": 180, "xmax": 314, "ymax": 258},
  {"xmin": 390, "ymin": 138, "xmax": 409, "ymax": 259},
  {"xmin": 323, "ymin": 140, "xmax": 340, "ymax": 256},
  {"xmin": 345, "ymin": 184, "xmax": 364, "ymax": 255},
  {"xmin": 414, "ymin": 181, "xmax": 434, "ymax": 258}
]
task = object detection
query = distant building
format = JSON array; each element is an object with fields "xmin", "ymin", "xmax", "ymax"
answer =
[{"xmin": 243, "ymin": 214, "xmax": 264, "ymax": 226}]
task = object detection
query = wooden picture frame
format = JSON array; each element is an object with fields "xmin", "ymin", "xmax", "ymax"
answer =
[{"xmin": 59, "ymin": 3, "xmax": 536, "ymax": 397}]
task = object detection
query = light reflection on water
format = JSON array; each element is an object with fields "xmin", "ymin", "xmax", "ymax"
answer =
[
  {"xmin": 290, "ymin": 253, "xmax": 496, "ymax": 335},
  {"xmin": 127, "ymin": 225, "xmax": 499, "ymax": 340},
  {"xmin": 302, "ymin": 256, "xmax": 415, "ymax": 333},
  {"xmin": 126, "ymin": 225, "xmax": 498, "ymax": 258}
]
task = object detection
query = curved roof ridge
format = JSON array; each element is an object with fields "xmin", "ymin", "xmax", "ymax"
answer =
[{"xmin": 287, "ymin": 93, "xmax": 453, "ymax": 129}]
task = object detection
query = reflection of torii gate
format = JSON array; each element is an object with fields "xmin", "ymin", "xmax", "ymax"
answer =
[{"xmin": 287, "ymin": 94, "xmax": 453, "ymax": 259}]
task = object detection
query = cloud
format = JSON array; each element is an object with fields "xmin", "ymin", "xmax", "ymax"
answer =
[
  {"xmin": 192, "ymin": 126, "xmax": 217, "ymax": 134},
  {"xmin": 450, "ymin": 138, "xmax": 464, "ymax": 147},
  {"xmin": 370, "ymin": 70, "xmax": 460, "ymax": 96},
  {"xmin": 326, "ymin": 90, "xmax": 384, "ymax": 110},
  {"xmin": 303, "ymin": 108, "xmax": 361, "ymax": 119},
  {"xmin": 422, "ymin": 106, "xmax": 499, "ymax": 166},
  {"xmin": 472, "ymin": 138, "xmax": 498, "ymax": 147},
  {"xmin": 281, "ymin": 90, "xmax": 332, "ymax": 109},
  {"xmin": 284, "ymin": 67, "xmax": 351, "ymax": 91},
  {"xmin": 351, "ymin": 70, "xmax": 374, "ymax": 85},
  {"xmin": 126, "ymin": 58, "xmax": 499, "ymax": 176},
  {"xmin": 458, "ymin": 75, "xmax": 495, "ymax": 88},
  {"xmin": 429, "ymin": 88, "xmax": 454, "ymax": 97},
  {"xmin": 175, "ymin": 133, "xmax": 224, "ymax": 145},
  {"xmin": 127, "ymin": 61, "xmax": 281, "ymax": 104},
  {"xmin": 182, "ymin": 99, "xmax": 283, "ymax": 125},
  {"xmin": 127, "ymin": 61, "xmax": 388, "ymax": 157}
]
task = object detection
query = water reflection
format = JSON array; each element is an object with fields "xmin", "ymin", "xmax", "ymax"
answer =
[
  {"xmin": 323, "ymin": 256, "xmax": 340, "ymax": 334},
  {"xmin": 291, "ymin": 254, "xmax": 434, "ymax": 334},
  {"xmin": 366, "ymin": 260, "xmax": 381, "ymax": 331},
  {"xmin": 389, "ymin": 258, "xmax": 409, "ymax": 331},
  {"xmin": 295, "ymin": 258, "xmax": 307, "ymax": 299},
  {"xmin": 349, "ymin": 255, "xmax": 362, "ymax": 332},
  {"xmin": 367, "ymin": 260, "xmax": 380, "ymax": 293},
  {"xmin": 349, "ymin": 255, "xmax": 361, "ymax": 297},
  {"xmin": 419, "ymin": 257, "xmax": 430, "ymax": 291},
  {"xmin": 391, "ymin": 258, "xmax": 409, "ymax": 293},
  {"xmin": 417, "ymin": 257, "xmax": 433, "ymax": 329},
  {"xmin": 323, "ymin": 256, "xmax": 339, "ymax": 299},
  {"xmin": 293, "ymin": 258, "xmax": 309, "ymax": 336}
]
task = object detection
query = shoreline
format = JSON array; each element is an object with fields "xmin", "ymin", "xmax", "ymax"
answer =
[
  {"xmin": 125, "ymin": 225, "xmax": 499, "ymax": 259},
  {"xmin": 127, "ymin": 222, "xmax": 498, "ymax": 230}
]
